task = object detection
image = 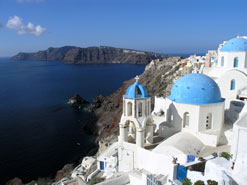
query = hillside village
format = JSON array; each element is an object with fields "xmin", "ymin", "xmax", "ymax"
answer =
[{"xmin": 55, "ymin": 36, "xmax": 247, "ymax": 185}]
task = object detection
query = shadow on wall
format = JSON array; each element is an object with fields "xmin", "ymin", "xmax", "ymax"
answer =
[{"xmin": 168, "ymin": 102, "xmax": 182, "ymax": 131}]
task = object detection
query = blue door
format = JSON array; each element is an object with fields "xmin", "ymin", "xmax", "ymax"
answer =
[
  {"xmin": 187, "ymin": 155, "xmax": 195, "ymax": 162},
  {"xmin": 177, "ymin": 165, "xmax": 187, "ymax": 183},
  {"xmin": 100, "ymin": 161, "xmax": 104, "ymax": 170}
]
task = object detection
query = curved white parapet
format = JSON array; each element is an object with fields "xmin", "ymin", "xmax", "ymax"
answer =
[{"xmin": 87, "ymin": 169, "xmax": 100, "ymax": 183}]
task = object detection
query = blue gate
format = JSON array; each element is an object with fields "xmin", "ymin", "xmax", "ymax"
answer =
[
  {"xmin": 177, "ymin": 165, "xmax": 187, "ymax": 183},
  {"xmin": 187, "ymin": 155, "xmax": 195, "ymax": 163}
]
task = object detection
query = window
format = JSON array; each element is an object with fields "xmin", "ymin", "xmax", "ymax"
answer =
[
  {"xmin": 206, "ymin": 113, "xmax": 212, "ymax": 129},
  {"xmin": 231, "ymin": 79, "xmax": 236, "ymax": 90},
  {"xmin": 221, "ymin": 56, "xmax": 224, "ymax": 66},
  {"xmin": 234, "ymin": 57, "xmax": 239, "ymax": 67},
  {"xmin": 138, "ymin": 102, "xmax": 142, "ymax": 117},
  {"xmin": 183, "ymin": 112, "xmax": 190, "ymax": 127},
  {"xmin": 127, "ymin": 102, "xmax": 132, "ymax": 116}
]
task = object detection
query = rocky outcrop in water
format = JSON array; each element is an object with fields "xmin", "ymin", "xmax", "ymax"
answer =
[
  {"xmin": 67, "ymin": 94, "xmax": 89, "ymax": 108},
  {"xmin": 5, "ymin": 56, "xmax": 184, "ymax": 185},
  {"xmin": 5, "ymin": 177, "xmax": 23, "ymax": 185},
  {"xmin": 11, "ymin": 46, "xmax": 169, "ymax": 65}
]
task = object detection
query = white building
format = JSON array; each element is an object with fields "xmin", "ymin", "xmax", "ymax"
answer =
[
  {"xmin": 203, "ymin": 36, "xmax": 247, "ymax": 109},
  {"xmin": 94, "ymin": 73, "xmax": 232, "ymax": 185},
  {"xmin": 91, "ymin": 37, "xmax": 247, "ymax": 185},
  {"xmin": 231, "ymin": 104, "xmax": 247, "ymax": 185},
  {"xmin": 153, "ymin": 73, "xmax": 225, "ymax": 147}
]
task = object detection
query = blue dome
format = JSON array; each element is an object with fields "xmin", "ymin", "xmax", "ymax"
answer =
[
  {"xmin": 168, "ymin": 73, "xmax": 224, "ymax": 105},
  {"xmin": 124, "ymin": 81, "xmax": 150, "ymax": 99},
  {"xmin": 221, "ymin": 37, "xmax": 247, "ymax": 52}
]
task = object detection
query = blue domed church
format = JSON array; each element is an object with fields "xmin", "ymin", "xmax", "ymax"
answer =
[
  {"xmin": 153, "ymin": 73, "xmax": 225, "ymax": 147},
  {"xmin": 207, "ymin": 36, "xmax": 247, "ymax": 107}
]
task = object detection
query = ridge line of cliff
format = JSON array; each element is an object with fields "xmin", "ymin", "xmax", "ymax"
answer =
[{"xmin": 11, "ymin": 46, "xmax": 170, "ymax": 65}]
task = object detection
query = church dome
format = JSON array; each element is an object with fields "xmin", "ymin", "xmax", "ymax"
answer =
[
  {"xmin": 221, "ymin": 37, "xmax": 247, "ymax": 52},
  {"xmin": 168, "ymin": 73, "xmax": 224, "ymax": 105},
  {"xmin": 124, "ymin": 76, "xmax": 150, "ymax": 99}
]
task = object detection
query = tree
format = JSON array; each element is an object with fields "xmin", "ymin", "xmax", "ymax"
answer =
[
  {"xmin": 183, "ymin": 178, "xmax": 192, "ymax": 185},
  {"xmin": 220, "ymin": 152, "xmax": 231, "ymax": 160},
  {"xmin": 207, "ymin": 179, "xmax": 218, "ymax": 185},
  {"xmin": 194, "ymin": 180, "xmax": 205, "ymax": 185}
]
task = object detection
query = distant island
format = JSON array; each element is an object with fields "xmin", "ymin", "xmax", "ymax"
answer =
[{"xmin": 11, "ymin": 46, "xmax": 169, "ymax": 64}]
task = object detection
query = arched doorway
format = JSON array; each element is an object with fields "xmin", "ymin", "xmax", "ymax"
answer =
[{"xmin": 183, "ymin": 112, "xmax": 190, "ymax": 128}]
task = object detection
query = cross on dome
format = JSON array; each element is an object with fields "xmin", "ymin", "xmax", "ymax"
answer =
[{"xmin": 135, "ymin": 75, "xmax": 140, "ymax": 82}]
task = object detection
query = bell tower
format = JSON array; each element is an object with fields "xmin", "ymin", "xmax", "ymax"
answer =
[{"xmin": 119, "ymin": 76, "xmax": 153, "ymax": 148}]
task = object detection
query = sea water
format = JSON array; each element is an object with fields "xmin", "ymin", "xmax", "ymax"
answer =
[{"xmin": 0, "ymin": 58, "xmax": 145, "ymax": 183}]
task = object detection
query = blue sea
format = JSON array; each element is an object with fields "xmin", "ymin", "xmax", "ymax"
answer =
[{"xmin": 0, "ymin": 58, "xmax": 145, "ymax": 184}]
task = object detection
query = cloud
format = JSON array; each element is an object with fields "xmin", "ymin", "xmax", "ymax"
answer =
[
  {"xmin": 16, "ymin": 0, "xmax": 45, "ymax": 3},
  {"xmin": 6, "ymin": 16, "xmax": 46, "ymax": 36},
  {"xmin": 0, "ymin": 22, "xmax": 2, "ymax": 28}
]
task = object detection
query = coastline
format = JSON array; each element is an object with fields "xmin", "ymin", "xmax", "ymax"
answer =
[
  {"xmin": 0, "ymin": 59, "xmax": 145, "ymax": 185},
  {"xmin": 4, "ymin": 56, "xmax": 184, "ymax": 184}
]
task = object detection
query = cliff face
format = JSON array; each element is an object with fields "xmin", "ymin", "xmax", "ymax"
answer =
[
  {"xmin": 11, "ymin": 46, "xmax": 169, "ymax": 65},
  {"xmin": 4, "ymin": 57, "xmax": 183, "ymax": 184},
  {"xmin": 84, "ymin": 57, "xmax": 183, "ymax": 143}
]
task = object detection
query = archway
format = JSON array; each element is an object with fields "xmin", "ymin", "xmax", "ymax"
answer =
[
  {"xmin": 127, "ymin": 102, "xmax": 133, "ymax": 116},
  {"xmin": 124, "ymin": 120, "xmax": 136, "ymax": 143}
]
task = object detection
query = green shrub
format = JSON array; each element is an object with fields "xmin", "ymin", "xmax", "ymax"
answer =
[
  {"xmin": 220, "ymin": 152, "xmax": 231, "ymax": 160},
  {"xmin": 207, "ymin": 179, "xmax": 218, "ymax": 185},
  {"xmin": 183, "ymin": 177, "xmax": 192, "ymax": 185},
  {"xmin": 194, "ymin": 180, "xmax": 205, "ymax": 185}
]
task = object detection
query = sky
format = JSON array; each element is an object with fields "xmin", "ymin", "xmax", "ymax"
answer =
[{"xmin": 0, "ymin": 0, "xmax": 247, "ymax": 57}]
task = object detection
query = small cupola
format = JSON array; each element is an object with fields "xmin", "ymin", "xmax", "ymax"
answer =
[
  {"xmin": 123, "ymin": 76, "xmax": 151, "ymax": 118},
  {"xmin": 124, "ymin": 76, "xmax": 150, "ymax": 99}
]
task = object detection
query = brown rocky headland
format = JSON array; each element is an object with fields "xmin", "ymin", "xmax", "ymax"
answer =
[{"xmin": 11, "ymin": 46, "xmax": 169, "ymax": 65}]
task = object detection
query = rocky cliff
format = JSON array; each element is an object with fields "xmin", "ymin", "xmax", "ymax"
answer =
[
  {"xmin": 5, "ymin": 56, "xmax": 184, "ymax": 185},
  {"xmin": 84, "ymin": 56, "xmax": 183, "ymax": 143},
  {"xmin": 11, "ymin": 46, "xmax": 169, "ymax": 64}
]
